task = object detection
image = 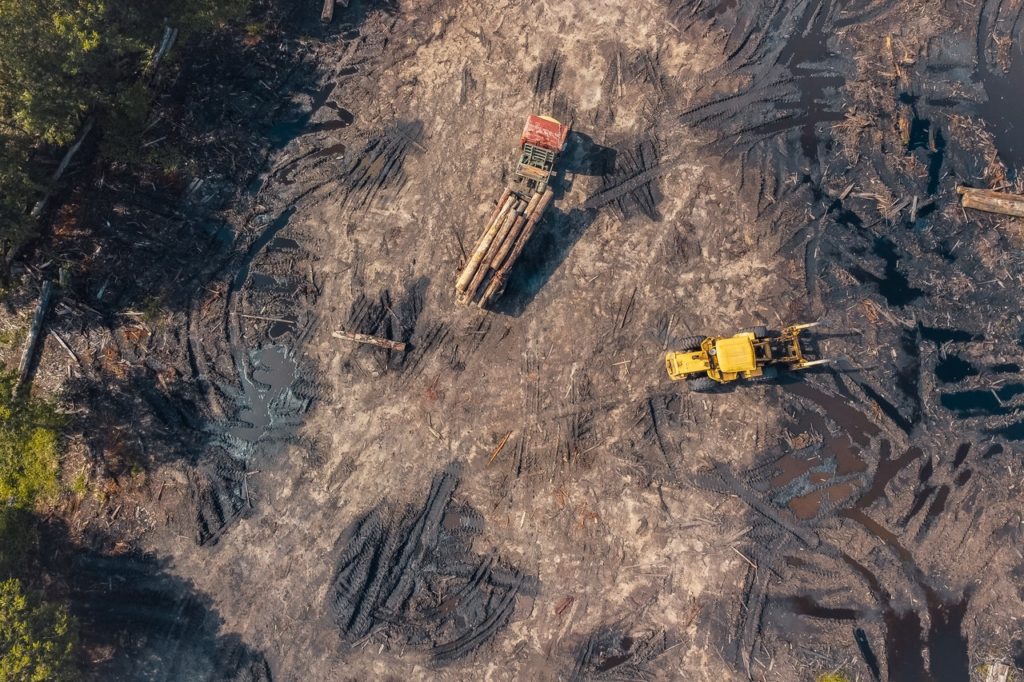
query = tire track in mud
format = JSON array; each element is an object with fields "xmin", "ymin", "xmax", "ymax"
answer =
[
  {"xmin": 327, "ymin": 464, "xmax": 537, "ymax": 662},
  {"xmin": 676, "ymin": 0, "xmax": 899, "ymax": 204},
  {"xmin": 585, "ymin": 137, "xmax": 666, "ymax": 220},
  {"xmin": 183, "ymin": 20, "xmax": 410, "ymax": 545},
  {"xmin": 569, "ymin": 624, "xmax": 680, "ymax": 680},
  {"xmin": 693, "ymin": 372, "xmax": 1020, "ymax": 679}
]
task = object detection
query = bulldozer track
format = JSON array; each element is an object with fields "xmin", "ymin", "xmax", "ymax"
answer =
[
  {"xmin": 586, "ymin": 138, "xmax": 669, "ymax": 218},
  {"xmin": 328, "ymin": 465, "xmax": 536, "ymax": 661},
  {"xmin": 532, "ymin": 51, "xmax": 562, "ymax": 101}
]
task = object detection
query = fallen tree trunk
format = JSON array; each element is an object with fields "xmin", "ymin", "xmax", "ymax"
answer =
[
  {"xmin": 30, "ymin": 118, "xmax": 95, "ymax": 220},
  {"xmin": 17, "ymin": 280, "xmax": 54, "ymax": 387},
  {"xmin": 957, "ymin": 186, "xmax": 1024, "ymax": 218},
  {"xmin": 332, "ymin": 329, "xmax": 407, "ymax": 352},
  {"xmin": 145, "ymin": 26, "xmax": 179, "ymax": 79},
  {"xmin": 321, "ymin": 0, "xmax": 335, "ymax": 23}
]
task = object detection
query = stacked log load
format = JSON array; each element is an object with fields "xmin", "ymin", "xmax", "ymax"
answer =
[{"xmin": 455, "ymin": 186, "xmax": 554, "ymax": 308}]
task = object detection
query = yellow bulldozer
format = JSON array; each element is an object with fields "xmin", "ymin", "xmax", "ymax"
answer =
[{"xmin": 665, "ymin": 323, "xmax": 828, "ymax": 392}]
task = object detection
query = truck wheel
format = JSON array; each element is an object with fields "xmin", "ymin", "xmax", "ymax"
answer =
[
  {"xmin": 687, "ymin": 376, "xmax": 717, "ymax": 393},
  {"xmin": 751, "ymin": 366, "xmax": 779, "ymax": 383},
  {"xmin": 677, "ymin": 335, "xmax": 704, "ymax": 352},
  {"xmin": 743, "ymin": 325, "xmax": 768, "ymax": 339}
]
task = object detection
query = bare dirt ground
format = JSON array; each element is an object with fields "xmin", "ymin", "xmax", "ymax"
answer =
[{"xmin": 12, "ymin": 0, "xmax": 1024, "ymax": 679}]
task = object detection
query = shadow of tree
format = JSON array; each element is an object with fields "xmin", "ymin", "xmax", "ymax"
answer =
[
  {"xmin": 36, "ymin": 518, "xmax": 270, "ymax": 681},
  {"xmin": 37, "ymin": 0, "xmax": 393, "ymax": 546}
]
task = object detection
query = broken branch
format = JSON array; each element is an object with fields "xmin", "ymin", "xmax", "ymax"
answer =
[
  {"xmin": 488, "ymin": 431, "xmax": 513, "ymax": 464},
  {"xmin": 332, "ymin": 330, "xmax": 407, "ymax": 352},
  {"xmin": 18, "ymin": 281, "xmax": 54, "ymax": 387}
]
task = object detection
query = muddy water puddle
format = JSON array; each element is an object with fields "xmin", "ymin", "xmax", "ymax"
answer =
[
  {"xmin": 770, "ymin": 408, "xmax": 867, "ymax": 519},
  {"xmin": 228, "ymin": 346, "xmax": 300, "ymax": 448},
  {"xmin": 785, "ymin": 382, "xmax": 880, "ymax": 445},
  {"xmin": 979, "ymin": 48, "xmax": 1024, "ymax": 175}
]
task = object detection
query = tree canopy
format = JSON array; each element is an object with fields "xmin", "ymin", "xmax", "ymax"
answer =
[
  {"xmin": 0, "ymin": 371, "xmax": 63, "ymax": 509},
  {"xmin": 0, "ymin": 0, "xmax": 251, "ymax": 257},
  {"xmin": 0, "ymin": 579, "xmax": 78, "ymax": 682}
]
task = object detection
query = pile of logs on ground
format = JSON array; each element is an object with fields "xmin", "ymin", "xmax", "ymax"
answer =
[{"xmin": 455, "ymin": 186, "xmax": 554, "ymax": 308}]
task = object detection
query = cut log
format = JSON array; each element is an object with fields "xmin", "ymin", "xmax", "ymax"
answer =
[
  {"xmin": 321, "ymin": 0, "xmax": 334, "ymax": 23},
  {"xmin": 455, "ymin": 194, "xmax": 516, "ymax": 296},
  {"xmin": 17, "ymin": 281, "xmax": 54, "ymax": 387},
  {"xmin": 463, "ymin": 198, "xmax": 525, "ymax": 303},
  {"xmin": 479, "ymin": 188, "xmax": 554, "ymax": 306},
  {"xmin": 490, "ymin": 191, "xmax": 541, "ymax": 269},
  {"xmin": 480, "ymin": 188, "xmax": 512, "ymax": 245},
  {"xmin": 332, "ymin": 330, "xmax": 407, "ymax": 352},
  {"xmin": 489, "ymin": 213, "xmax": 527, "ymax": 272},
  {"xmin": 31, "ymin": 119, "xmax": 95, "ymax": 219},
  {"xmin": 958, "ymin": 186, "xmax": 1024, "ymax": 218}
]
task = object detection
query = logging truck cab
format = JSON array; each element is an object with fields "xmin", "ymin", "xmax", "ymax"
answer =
[
  {"xmin": 513, "ymin": 115, "xmax": 570, "ymax": 193},
  {"xmin": 666, "ymin": 323, "xmax": 829, "ymax": 392}
]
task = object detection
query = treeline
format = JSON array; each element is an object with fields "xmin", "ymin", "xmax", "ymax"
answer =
[
  {"xmin": 0, "ymin": 0, "xmax": 250, "ymax": 269},
  {"xmin": 1, "ymin": 1, "xmax": 252, "ymax": 677}
]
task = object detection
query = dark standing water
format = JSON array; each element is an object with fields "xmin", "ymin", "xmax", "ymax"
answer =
[
  {"xmin": 854, "ymin": 627, "xmax": 882, "ymax": 681},
  {"xmin": 979, "ymin": 46, "xmax": 1024, "ymax": 175},
  {"xmin": 848, "ymin": 237, "xmax": 924, "ymax": 307},
  {"xmin": 918, "ymin": 326, "xmax": 980, "ymax": 344},
  {"xmin": 924, "ymin": 589, "xmax": 970, "ymax": 681},
  {"xmin": 940, "ymin": 383, "xmax": 1024, "ymax": 416},
  {"xmin": 268, "ymin": 319, "xmax": 296, "ymax": 340},
  {"xmin": 785, "ymin": 595, "xmax": 859, "ymax": 620},
  {"xmin": 755, "ymin": 1, "xmax": 845, "ymax": 162},
  {"xmin": 904, "ymin": 94, "xmax": 947, "ymax": 195},
  {"xmin": 935, "ymin": 355, "xmax": 978, "ymax": 383},
  {"xmin": 228, "ymin": 346, "xmax": 298, "ymax": 444},
  {"xmin": 989, "ymin": 420, "xmax": 1024, "ymax": 441}
]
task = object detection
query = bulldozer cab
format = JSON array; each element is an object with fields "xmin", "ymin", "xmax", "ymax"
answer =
[{"xmin": 713, "ymin": 335, "xmax": 757, "ymax": 374}]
